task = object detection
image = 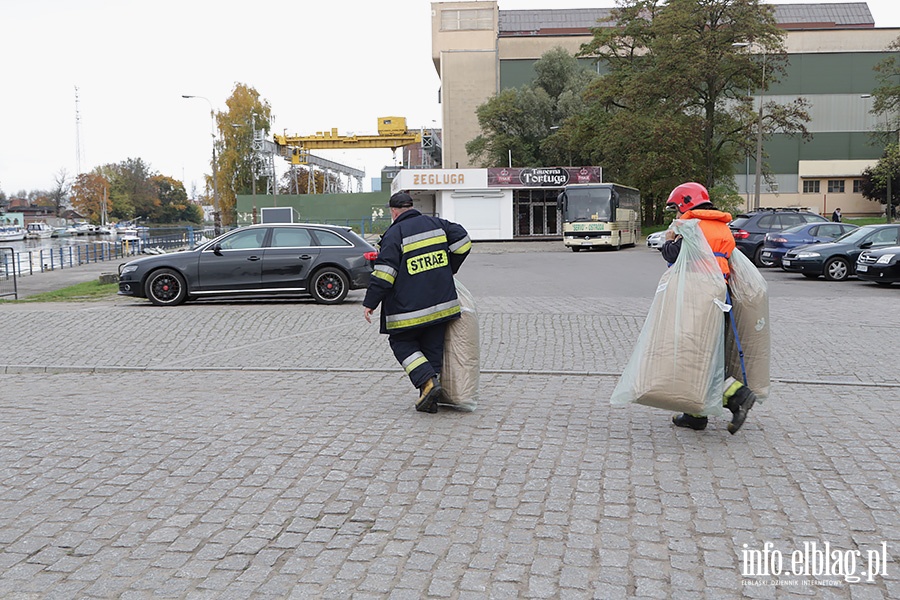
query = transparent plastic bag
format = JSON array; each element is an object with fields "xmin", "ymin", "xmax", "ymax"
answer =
[
  {"xmin": 611, "ymin": 219, "xmax": 728, "ymax": 416},
  {"xmin": 441, "ymin": 278, "xmax": 480, "ymax": 411},
  {"xmin": 725, "ymin": 249, "xmax": 771, "ymax": 401}
]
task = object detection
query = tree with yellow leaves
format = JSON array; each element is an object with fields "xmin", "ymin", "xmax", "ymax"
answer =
[
  {"xmin": 214, "ymin": 83, "xmax": 273, "ymax": 226},
  {"xmin": 71, "ymin": 172, "xmax": 108, "ymax": 223}
]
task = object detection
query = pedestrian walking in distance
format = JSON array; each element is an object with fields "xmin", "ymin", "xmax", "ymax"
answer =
[
  {"xmin": 832, "ymin": 207, "xmax": 842, "ymax": 222},
  {"xmin": 363, "ymin": 192, "xmax": 472, "ymax": 413}
]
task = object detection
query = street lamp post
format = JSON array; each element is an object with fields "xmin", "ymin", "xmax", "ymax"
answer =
[
  {"xmin": 753, "ymin": 56, "xmax": 765, "ymax": 211},
  {"xmin": 734, "ymin": 42, "xmax": 766, "ymax": 211},
  {"xmin": 182, "ymin": 94, "xmax": 221, "ymax": 234},
  {"xmin": 250, "ymin": 112, "xmax": 258, "ymax": 198}
]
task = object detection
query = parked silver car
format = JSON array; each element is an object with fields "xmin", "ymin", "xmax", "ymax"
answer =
[{"xmin": 647, "ymin": 230, "xmax": 667, "ymax": 250}]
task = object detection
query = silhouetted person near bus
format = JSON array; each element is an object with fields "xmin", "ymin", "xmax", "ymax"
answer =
[
  {"xmin": 363, "ymin": 192, "xmax": 471, "ymax": 414},
  {"xmin": 660, "ymin": 182, "xmax": 758, "ymax": 434}
]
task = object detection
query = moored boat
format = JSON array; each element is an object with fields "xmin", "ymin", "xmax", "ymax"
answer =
[
  {"xmin": 26, "ymin": 222, "xmax": 54, "ymax": 239},
  {"xmin": 0, "ymin": 225, "xmax": 27, "ymax": 242}
]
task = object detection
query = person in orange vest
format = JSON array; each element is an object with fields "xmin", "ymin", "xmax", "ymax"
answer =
[{"xmin": 660, "ymin": 182, "xmax": 757, "ymax": 434}]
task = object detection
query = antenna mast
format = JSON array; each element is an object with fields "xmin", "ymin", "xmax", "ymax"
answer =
[{"xmin": 75, "ymin": 85, "xmax": 84, "ymax": 174}]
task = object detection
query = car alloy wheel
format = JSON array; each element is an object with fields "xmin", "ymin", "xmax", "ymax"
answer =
[
  {"xmin": 824, "ymin": 257, "xmax": 850, "ymax": 281},
  {"xmin": 310, "ymin": 267, "xmax": 349, "ymax": 304},
  {"xmin": 145, "ymin": 268, "xmax": 188, "ymax": 306}
]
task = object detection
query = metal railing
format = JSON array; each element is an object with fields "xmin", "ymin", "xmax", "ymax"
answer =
[
  {"xmin": 0, "ymin": 226, "xmax": 217, "ymax": 279},
  {"xmin": 0, "ymin": 247, "xmax": 17, "ymax": 299}
]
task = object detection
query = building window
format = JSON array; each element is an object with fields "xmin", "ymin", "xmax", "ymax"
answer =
[
  {"xmin": 827, "ymin": 180, "xmax": 845, "ymax": 193},
  {"xmin": 441, "ymin": 8, "xmax": 492, "ymax": 31},
  {"xmin": 802, "ymin": 180, "xmax": 820, "ymax": 194},
  {"xmin": 853, "ymin": 179, "xmax": 863, "ymax": 193}
]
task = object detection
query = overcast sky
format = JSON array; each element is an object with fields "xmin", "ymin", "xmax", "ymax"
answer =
[{"xmin": 3, "ymin": 0, "xmax": 899, "ymax": 199}]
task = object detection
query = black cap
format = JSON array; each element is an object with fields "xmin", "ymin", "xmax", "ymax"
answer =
[{"xmin": 388, "ymin": 192, "xmax": 414, "ymax": 208}]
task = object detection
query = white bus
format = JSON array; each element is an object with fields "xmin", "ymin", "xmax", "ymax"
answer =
[{"xmin": 557, "ymin": 183, "xmax": 641, "ymax": 251}]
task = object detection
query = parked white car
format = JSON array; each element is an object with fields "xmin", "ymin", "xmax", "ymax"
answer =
[{"xmin": 647, "ymin": 230, "xmax": 667, "ymax": 250}]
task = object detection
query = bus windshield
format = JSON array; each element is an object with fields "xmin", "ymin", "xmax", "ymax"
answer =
[{"xmin": 564, "ymin": 187, "xmax": 613, "ymax": 222}]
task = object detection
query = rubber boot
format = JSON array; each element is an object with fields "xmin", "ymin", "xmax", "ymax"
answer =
[
  {"xmin": 724, "ymin": 378, "xmax": 757, "ymax": 435},
  {"xmin": 415, "ymin": 377, "xmax": 441, "ymax": 414},
  {"xmin": 672, "ymin": 413, "xmax": 708, "ymax": 430}
]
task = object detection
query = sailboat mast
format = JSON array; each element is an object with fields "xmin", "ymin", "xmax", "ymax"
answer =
[{"xmin": 102, "ymin": 181, "xmax": 108, "ymax": 226}]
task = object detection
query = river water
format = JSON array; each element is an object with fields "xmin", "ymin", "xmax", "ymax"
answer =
[{"xmin": 1, "ymin": 232, "xmax": 117, "ymax": 254}]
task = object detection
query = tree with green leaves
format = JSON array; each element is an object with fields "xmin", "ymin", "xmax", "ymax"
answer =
[
  {"xmin": 215, "ymin": 83, "xmax": 273, "ymax": 225},
  {"xmin": 466, "ymin": 47, "xmax": 597, "ymax": 167},
  {"xmin": 570, "ymin": 0, "xmax": 811, "ymax": 224},
  {"xmin": 105, "ymin": 158, "xmax": 157, "ymax": 222},
  {"xmin": 860, "ymin": 145, "xmax": 899, "ymax": 217},
  {"xmin": 870, "ymin": 36, "xmax": 900, "ymax": 135},
  {"xmin": 71, "ymin": 160, "xmax": 199, "ymax": 225},
  {"xmin": 150, "ymin": 175, "xmax": 202, "ymax": 224},
  {"xmin": 865, "ymin": 35, "xmax": 900, "ymax": 219}
]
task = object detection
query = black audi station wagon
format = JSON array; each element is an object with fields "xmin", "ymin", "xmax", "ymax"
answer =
[{"xmin": 118, "ymin": 223, "xmax": 378, "ymax": 306}]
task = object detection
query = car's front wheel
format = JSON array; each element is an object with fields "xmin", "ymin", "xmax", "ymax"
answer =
[
  {"xmin": 145, "ymin": 268, "xmax": 188, "ymax": 306},
  {"xmin": 310, "ymin": 267, "xmax": 349, "ymax": 304},
  {"xmin": 824, "ymin": 257, "xmax": 850, "ymax": 281}
]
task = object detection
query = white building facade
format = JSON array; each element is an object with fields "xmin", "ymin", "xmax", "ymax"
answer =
[{"xmin": 392, "ymin": 166, "xmax": 602, "ymax": 240}]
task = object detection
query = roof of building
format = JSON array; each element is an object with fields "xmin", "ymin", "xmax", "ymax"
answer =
[
  {"xmin": 498, "ymin": 2, "xmax": 875, "ymax": 36},
  {"xmin": 499, "ymin": 8, "xmax": 613, "ymax": 35},
  {"xmin": 773, "ymin": 2, "xmax": 874, "ymax": 28}
]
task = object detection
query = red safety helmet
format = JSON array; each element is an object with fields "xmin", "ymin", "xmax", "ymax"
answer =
[{"xmin": 666, "ymin": 182, "xmax": 710, "ymax": 213}]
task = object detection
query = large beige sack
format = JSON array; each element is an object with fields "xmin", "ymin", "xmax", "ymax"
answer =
[
  {"xmin": 725, "ymin": 250, "xmax": 771, "ymax": 401},
  {"xmin": 611, "ymin": 219, "xmax": 728, "ymax": 416},
  {"xmin": 441, "ymin": 278, "xmax": 479, "ymax": 411}
]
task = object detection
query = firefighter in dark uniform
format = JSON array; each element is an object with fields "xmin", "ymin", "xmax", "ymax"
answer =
[{"xmin": 363, "ymin": 192, "xmax": 472, "ymax": 413}]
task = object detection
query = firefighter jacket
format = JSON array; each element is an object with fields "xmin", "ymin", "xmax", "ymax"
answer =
[{"xmin": 363, "ymin": 209, "xmax": 472, "ymax": 334}]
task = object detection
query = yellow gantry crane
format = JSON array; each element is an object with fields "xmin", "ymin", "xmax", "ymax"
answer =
[{"xmin": 274, "ymin": 116, "xmax": 422, "ymax": 166}]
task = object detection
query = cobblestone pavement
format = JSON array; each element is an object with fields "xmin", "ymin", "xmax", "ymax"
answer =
[{"xmin": 1, "ymin": 243, "xmax": 898, "ymax": 598}]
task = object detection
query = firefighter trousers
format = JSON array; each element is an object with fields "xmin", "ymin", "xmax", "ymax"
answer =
[{"xmin": 388, "ymin": 323, "xmax": 448, "ymax": 389}]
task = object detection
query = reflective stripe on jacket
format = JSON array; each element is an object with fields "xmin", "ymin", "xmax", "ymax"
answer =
[{"xmin": 363, "ymin": 209, "xmax": 471, "ymax": 334}]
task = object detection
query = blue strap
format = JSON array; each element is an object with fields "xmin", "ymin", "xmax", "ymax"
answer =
[
  {"xmin": 725, "ymin": 287, "xmax": 748, "ymax": 386},
  {"xmin": 715, "ymin": 252, "xmax": 730, "ymax": 279}
]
